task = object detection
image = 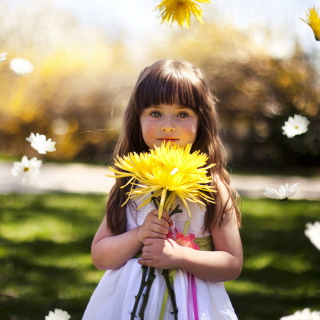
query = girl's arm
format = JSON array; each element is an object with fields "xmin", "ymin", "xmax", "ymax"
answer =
[
  {"xmin": 91, "ymin": 209, "xmax": 173, "ymax": 270},
  {"xmin": 138, "ymin": 180, "xmax": 243, "ymax": 282}
]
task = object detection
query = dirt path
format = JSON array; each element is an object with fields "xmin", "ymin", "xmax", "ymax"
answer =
[{"xmin": 1, "ymin": 162, "xmax": 319, "ymax": 199}]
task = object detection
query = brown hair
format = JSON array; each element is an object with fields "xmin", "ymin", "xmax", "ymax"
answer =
[{"xmin": 107, "ymin": 59, "xmax": 241, "ymax": 235}]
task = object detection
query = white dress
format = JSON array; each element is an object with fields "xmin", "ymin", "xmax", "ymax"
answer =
[{"xmin": 82, "ymin": 199, "xmax": 238, "ymax": 320}]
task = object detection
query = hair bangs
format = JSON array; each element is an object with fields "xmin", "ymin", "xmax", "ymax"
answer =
[{"xmin": 134, "ymin": 62, "xmax": 202, "ymax": 113}]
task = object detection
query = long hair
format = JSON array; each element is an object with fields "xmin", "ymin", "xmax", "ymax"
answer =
[{"xmin": 107, "ymin": 59, "xmax": 241, "ymax": 235}]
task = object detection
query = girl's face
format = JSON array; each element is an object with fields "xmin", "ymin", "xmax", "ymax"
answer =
[{"xmin": 140, "ymin": 104, "xmax": 199, "ymax": 149}]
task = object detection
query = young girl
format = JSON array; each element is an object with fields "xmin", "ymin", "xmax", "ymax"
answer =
[{"xmin": 82, "ymin": 59, "xmax": 242, "ymax": 320}]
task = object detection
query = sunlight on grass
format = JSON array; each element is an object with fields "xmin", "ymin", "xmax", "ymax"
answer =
[
  {"xmin": 0, "ymin": 194, "xmax": 319, "ymax": 320},
  {"xmin": 225, "ymin": 280, "xmax": 274, "ymax": 295},
  {"xmin": 245, "ymin": 252, "xmax": 312, "ymax": 272},
  {"xmin": 1, "ymin": 216, "xmax": 77, "ymax": 242},
  {"xmin": 33, "ymin": 253, "xmax": 93, "ymax": 268},
  {"xmin": 225, "ymin": 278, "xmax": 318, "ymax": 298}
]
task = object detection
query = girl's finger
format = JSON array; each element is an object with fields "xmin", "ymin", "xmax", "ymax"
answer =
[
  {"xmin": 150, "ymin": 224, "xmax": 170, "ymax": 235},
  {"xmin": 152, "ymin": 209, "xmax": 172, "ymax": 225},
  {"xmin": 160, "ymin": 210, "xmax": 172, "ymax": 225},
  {"xmin": 142, "ymin": 238, "xmax": 154, "ymax": 246},
  {"xmin": 137, "ymin": 257, "xmax": 153, "ymax": 265}
]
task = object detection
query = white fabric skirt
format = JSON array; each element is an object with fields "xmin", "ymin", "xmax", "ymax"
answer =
[{"xmin": 82, "ymin": 259, "xmax": 238, "ymax": 320}]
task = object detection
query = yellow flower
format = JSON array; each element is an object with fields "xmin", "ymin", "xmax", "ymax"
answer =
[
  {"xmin": 301, "ymin": 6, "xmax": 320, "ymax": 41},
  {"xmin": 155, "ymin": 0, "xmax": 211, "ymax": 28},
  {"xmin": 108, "ymin": 143, "xmax": 216, "ymax": 219}
]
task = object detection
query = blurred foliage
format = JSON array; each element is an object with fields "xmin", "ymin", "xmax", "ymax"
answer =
[
  {"xmin": 0, "ymin": 1, "xmax": 319, "ymax": 171},
  {"xmin": 0, "ymin": 0, "xmax": 134, "ymax": 163},
  {"xmin": 150, "ymin": 24, "xmax": 320, "ymax": 171}
]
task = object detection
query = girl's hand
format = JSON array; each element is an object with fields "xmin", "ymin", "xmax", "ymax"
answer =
[
  {"xmin": 137, "ymin": 238, "xmax": 183, "ymax": 269},
  {"xmin": 137, "ymin": 209, "xmax": 173, "ymax": 243}
]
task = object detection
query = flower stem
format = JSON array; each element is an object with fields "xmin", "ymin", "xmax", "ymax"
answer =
[
  {"xmin": 151, "ymin": 195, "xmax": 182, "ymax": 217},
  {"xmin": 169, "ymin": 204, "xmax": 182, "ymax": 217},
  {"xmin": 130, "ymin": 265, "xmax": 148, "ymax": 319},
  {"xmin": 138, "ymin": 267, "xmax": 156, "ymax": 320},
  {"xmin": 151, "ymin": 196, "xmax": 160, "ymax": 208},
  {"xmin": 134, "ymin": 193, "xmax": 179, "ymax": 319},
  {"xmin": 162, "ymin": 269, "xmax": 178, "ymax": 319}
]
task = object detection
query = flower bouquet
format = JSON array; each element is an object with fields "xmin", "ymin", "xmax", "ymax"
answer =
[{"xmin": 108, "ymin": 142, "xmax": 215, "ymax": 219}]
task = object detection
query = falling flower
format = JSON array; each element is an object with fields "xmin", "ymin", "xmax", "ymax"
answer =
[
  {"xmin": 305, "ymin": 221, "xmax": 320, "ymax": 251},
  {"xmin": 282, "ymin": 114, "xmax": 310, "ymax": 138},
  {"xmin": 45, "ymin": 308, "xmax": 71, "ymax": 320},
  {"xmin": 263, "ymin": 183, "xmax": 300, "ymax": 201},
  {"xmin": 26, "ymin": 133, "xmax": 56, "ymax": 154},
  {"xmin": 108, "ymin": 143, "xmax": 215, "ymax": 219},
  {"xmin": 9, "ymin": 57, "xmax": 34, "ymax": 75},
  {"xmin": 280, "ymin": 308, "xmax": 320, "ymax": 320},
  {"xmin": 11, "ymin": 155, "xmax": 42, "ymax": 184},
  {"xmin": 155, "ymin": 0, "xmax": 211, "ymax": 28},
  {"xmin": 301, "ymin": 7, "xmax": 320, "ymax": 41},
  {"xmin": 0, "ymin": 52, "xmax": 7, "ymax": 62}
]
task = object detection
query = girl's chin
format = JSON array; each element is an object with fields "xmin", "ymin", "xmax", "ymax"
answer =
[
  {"xmin": 152, "ymin": 140, "xmax": 185, "ymax": 148},
  {"xmin": 163, "ymin": 139, "xmax": 179, "ymax": 144}
]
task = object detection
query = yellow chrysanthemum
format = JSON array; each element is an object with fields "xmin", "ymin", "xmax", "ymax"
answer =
[
  {"xmin": 108, "ymin": 143, "xmax": 216, "ymax": 219},
  {"xmin": 301, "ymin": 6, "xmax": 320, "ymax": 41},
  {"xmin": 155, "ymin": 0, "xmax": 211, "ymax": 28}
]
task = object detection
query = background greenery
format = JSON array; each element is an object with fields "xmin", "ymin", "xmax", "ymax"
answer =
[
  {"xmin": 0, "ymin": 193, "xmax": 319, "ymax": 320},
  {"xmin": 0, "ymin": 1, "xmax": 320, "ymax": 171}
]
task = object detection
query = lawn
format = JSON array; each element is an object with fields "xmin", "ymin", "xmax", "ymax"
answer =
[{"xmin": 0, "ymin": 193, "xmax": 319, "ymax": 320}]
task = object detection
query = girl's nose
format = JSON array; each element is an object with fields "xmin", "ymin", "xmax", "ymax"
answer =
[{"xmin": 161, "ymin": 118, "xmax": 176, "ymax": 132}]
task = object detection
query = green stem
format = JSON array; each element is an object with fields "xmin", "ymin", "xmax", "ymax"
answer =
[
  {"xmin": 152, "ymin": 192, "xmax": 182, "ymax": 217},
  {"xmin": 169, "ymin": 204, "xmax": 182, "ymax": 217},
  {"xmin": 130, "ymin": 266, "xmax": 148, "ymax": 319},
  {"xmin": 162, "ymin": 269, "xmax": 178, "ymax": 320},
  {"xmin": 138, "ymin": 267, "xmax": 156, "ymax": 320},
  {"xmin": 151, "ymin": 196, "xmax": 160, "ymax": 209},
  {"xmin": 134, "ymin": 192, "xmax": 179, "ymax": 319}
]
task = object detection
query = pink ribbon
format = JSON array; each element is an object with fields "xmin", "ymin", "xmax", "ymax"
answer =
[{"xmin": 187, "ymin": 273, "xmax": 199, "ymax": 320}]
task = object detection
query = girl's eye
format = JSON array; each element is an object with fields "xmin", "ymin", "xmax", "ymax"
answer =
[
  {"xmin": 150, "ymin": 111, "xmax": 162, "ymax": 118},
  {"xmin": 177, "ymin": 112, "xmax": 189, "ymax": 118}
]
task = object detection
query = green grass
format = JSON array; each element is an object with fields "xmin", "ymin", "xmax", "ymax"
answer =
[{"xmin": 0, "ymin": 194, "xmax": 319, "ymax": 320}]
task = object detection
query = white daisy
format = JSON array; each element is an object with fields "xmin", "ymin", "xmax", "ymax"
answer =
[
  {"xmin": 26, "ymin": 133, "xmax": 56, "ymax": 154},
  {"xmin": 282, "ymin": 114, "xmax": 310, "ymax": 138},
  {"xmin": 280, "ymin": 308, "xmax": 320, "ymax": 320},
  {"xmin": 263, "ymin": 183, "xmax": 300, "ymax": 201},
  {"xmin": 45, "ymin": 309, "xmax": 71, "ymax": 320},
  {"xmin": 11, "ymin": 155, "xmax": 42, "ymax": 184},
  {"xmin": 0, "ymin": 52, "xmax": 7, "ymax": 62},
  {"xmin": 9, "ymin": 57, "xmax": 34, "ymax": 75},
  {"xmin": 305, "ymin": 221, "xmax": 320, "ymax": 251}
]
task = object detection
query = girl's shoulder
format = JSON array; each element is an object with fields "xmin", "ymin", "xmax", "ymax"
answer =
[{"xmin": 212, "ymin": 174, "xmax": 234, "ymax": 203}]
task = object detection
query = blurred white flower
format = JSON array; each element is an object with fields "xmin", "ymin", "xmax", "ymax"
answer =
[
  {"xmin": 45, "ymin": 309, "xmax": 71, "ymax": 320},
  {"xmin": 263, "ymin": 183, "xmax": 300, "ymax": 201},
  {"xmin": 11, "ymin": 155, "xmax": 42, "ymax": 184},
  {"xmin": 282, "ymin": 114, "xmax": 310, "ymax": 138},
  {"xmin": 26, "ymin": 132, "xmax": 56, "ymax": 154},
  {"xmin": 280, "ymin": 308, "xmax": 320, "ymax": 320},
  {"xmin": 52, "ymin": 118, "xmax": 69, "ymax": 136},
  {"xmin": 0, "ymin": 52, "xmax": 7, "ymax": 62},
  {"xmin": 305, "ymin": 221, "xmax": 320, "ymax": 250},
  {"xmin": 9, "ymin": 57, "xmax": 34, "ymax": 75}
]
